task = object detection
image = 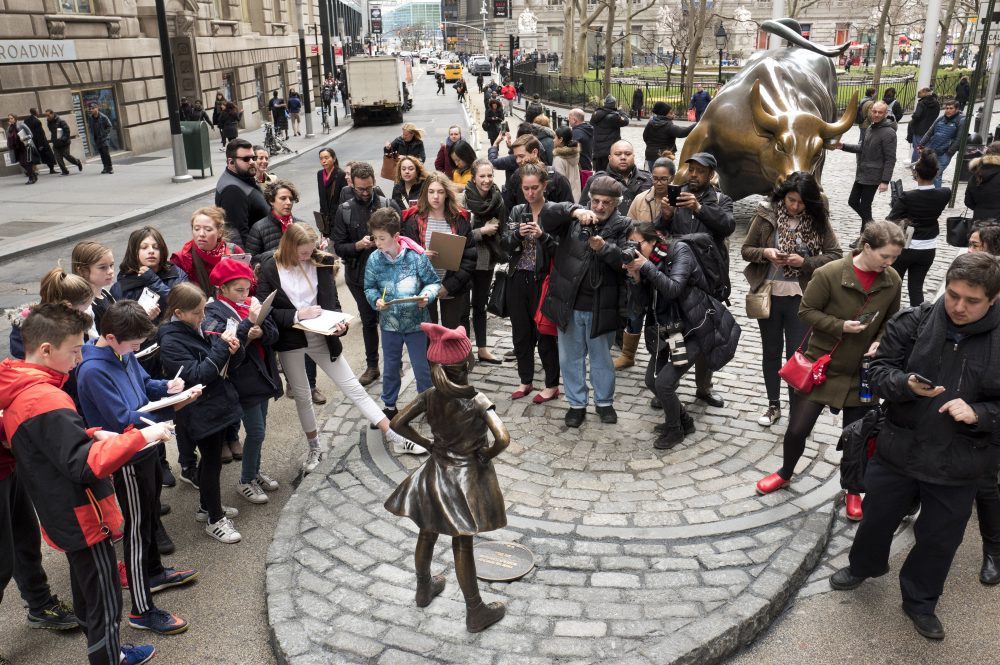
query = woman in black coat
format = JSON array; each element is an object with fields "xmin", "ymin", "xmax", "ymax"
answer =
[
  {"xmin": 390, "ymin": 155, "xmax": 429, "ymax": 212},
  {"xmin": 255, "ymin": 223, "xmax": 402, "ymax": 473},
  {"xmin": 887, "ymin": 151, "xmax": 950, "ymax": 306},
  {"xmin": 384, "ymin": 123, "xmax": 426, "ymax": 163},
  {"xmin": 218, "ymin": 102, "xmax": 241, "ymax": 148},
  {"xmin": 316, "ymin": 147, "xmax": 347, "ymax": 237},
  {"xmin": 641, "ymin": 102, "xmax": 693, "ymax": 170},
  {"xmin": 965, "ymin": 142, "xmax": 1000, "ymax": 221},
  {"xmin": 483, "ymin": 99, "xmax": 505, "ymax": 145},
  {"xmin": 246, "ymin": 178, "xmax": 303, "ymax": 259}
]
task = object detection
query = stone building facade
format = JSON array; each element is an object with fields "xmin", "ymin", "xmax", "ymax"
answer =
[{"xmin": 0, "ymin": 0, "xmax": 359, "ymax": 176}]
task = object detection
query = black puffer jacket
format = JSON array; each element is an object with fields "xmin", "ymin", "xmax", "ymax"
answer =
[
  {"xmin": 870, "ymin": 299, "xmax": 1000, "ymax": 486},
  {"xmin": 540, "ymin": 203, "xmax": 629, "ymax": 338},
  {"xmin": 579, "ymin": 165, "xmax": 653, "ymax": 214},
  {"xmin": 157, "ymin": 319, "xmax": 243, "ymax": 440},
  {"xmin": 389, "ymin": 136, "xmax": 426, "ymax": 163},
  {"xmin": 907, "ymin": 93, "xmax": 940, "ymax": 143},
  {"xmin": 203, "ymin": 299, "xmax": 282, "ymax": 407},
  {"xmin": 246, "ymin": 212, "xmax": 304, "ymax": 260},
  {"xmin": 500, "ymin": 203, "xmax": 558, "ymax": 278},
  {"xmin": 590, "ymin": 99, "xmax": 629, "ymax": 161},
  {"xmin": 630, "ymin": 238, "xmax": 741, "ymax": 371},
  {"xmin": 965, "ymin": 153, "xmax": 1000, "ymax": 220},
  {"xmin": 641, "ymin": 114, "xmax": 693, "ymax": 163}
]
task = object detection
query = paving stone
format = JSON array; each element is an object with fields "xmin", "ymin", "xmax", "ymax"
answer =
[
  {"xmin": 591, "ymin": 572, "xmax": 642, "ymax": 588},
  {"xmin": 553, "ymin": 620, "xmax": 608, "ymax": 637}
]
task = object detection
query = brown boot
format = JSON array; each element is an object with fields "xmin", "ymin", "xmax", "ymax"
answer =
[
  {"xmin": 228, "ymin": 439, "xmax": 243, "ymax": 461},
  {"xmin": 466, "ymin": 600, "xmax": 506, "ymax": 633},
  {"xmin": 415, "ymin": 574, "xmax": 446, "ymax": 607},
  {"xmin": 358, "ymin": 366, "xmax": 380, "ymax": 386},
  {"xmin": 614, "ymin": 332, "xmax": 640, "ymax": 370}
]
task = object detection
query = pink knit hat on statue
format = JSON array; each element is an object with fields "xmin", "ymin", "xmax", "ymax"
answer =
[{"xmin": 420, "ymin": 322, "xmax": 471, "ymax": 365}]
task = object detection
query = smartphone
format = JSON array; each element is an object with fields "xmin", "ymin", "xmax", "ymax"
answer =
[
  {"xmin": 910, "ymin": 373, "xmax": 935, "ymax": 387},
  {"xmin": 667, "ymin": 184, "xmax": 682, "ymax": 206},
  {"xmin": 857, "ymin": 311, "xmax": 879, "ymax": 325}
]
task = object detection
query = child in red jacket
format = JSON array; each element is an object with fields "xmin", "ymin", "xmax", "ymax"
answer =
[{"xmin": 0, "ymin": 303, "xmax": 172, "ymax": 665}]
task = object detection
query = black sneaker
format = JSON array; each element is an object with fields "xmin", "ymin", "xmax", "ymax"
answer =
[
  {"xmin": 372, "ymin": 406, "xmax": 397, "ymax": 430},
  {"xmin": 595, "ymin": 405, "xmax": 617, "ymax": 424},
  {"xmin": 179, "ymin": 465, "xmax": 200, "ymax": 490},
  {"xmin": 159, "ymin": 502, "xmax": 171, "ymax": 516},
  {"xmin": 155, "ymin": 525, "xmax": 175, "ymax": 555},
  {"xmin": 654, "ymin": 427, "xmax": 684, "ymax": 450},
  {"xmin": 564, "ymin": 408, "xmax": 586, "ymax": 428},
  {"xmin": 148, "ymin": 566, "xmax": 199, "ymax": 593},
  {"xmin": 26, "ymin": 597, "xmax": 80, "ymax": 630},
  {"xmin": 161, "ymin": 460, "xmax": 176, "ymax": 487}
]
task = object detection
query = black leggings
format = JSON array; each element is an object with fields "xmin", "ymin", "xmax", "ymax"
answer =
[
  {"xmin": 507, "ymin": 270, "xmax": 559, "ymax": 388},
  {"xmin": 779, "ymin": 392, "xmax": 872, "ymax": 480},
  {"xmin": 977, "ymin": 472, "xmax": 1000, "ymax": 556},
  {"xmin": 756, "ymin": 295, "xmax": 806, "ymax": 402},
  {"xmin": 892, "ymin": 247, "xmax": 936, "ymax": 307},
  {"xmin": 195, "ymin": 429, "xmax": 226, "ymax": 523},
  {"xmin": 470, "ymin": 269, "xmax": 493, "ymax": 348}
]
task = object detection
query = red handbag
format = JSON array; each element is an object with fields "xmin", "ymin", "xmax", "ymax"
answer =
[{"xmin": 534, "ymin": 262, "xmax": 557, "ymax": 336}]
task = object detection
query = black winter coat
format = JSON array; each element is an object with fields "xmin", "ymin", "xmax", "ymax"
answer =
[
  {"xmin": 572, "ymin": 122, "xmax": 595, "ymax": 171},
  {"xmin": 965, "ymin": 154, "xmax": 1000, "ymax": 220},
  {"xmin": 401, "ymin": 208, "xmax": 477, "ymax": 296},
  {"xmin": 642, "ymin": 115, "xmax": 693, "ymax": 163},
  {"xmin": 389, "ymin": 136, "xmax": 426, "ymax": 163},
  {"xmin": 540, "ymin": 203, "xmax": 629, "ymax": 337},
  {"xmin": 630, "ymin": 239, "xmax": 740, "ymax": 371},
  {"xmin": 499, "ymin": 203, "xmax": 558, "ymax": 278},
  {"xmin": 317, "ymin": 168, "xmax": 348, "ymax": 236},
  {"xmin": 256, "ymin": 255, "xmax": 344, "ymax": 360},
  {"xmin": 203, "ymin": 300, "xmax": 281, "ymax": 407},
  {"xmin": 907, "ymin": 94, "xmax": 941, "ymax": 143},
  {"xmin": 659, "ymin": 184, "xmax": 735, "ymax": 268},
  {"xmin": 390, "ymin": 179, "xmax": 425, "ymax": 213},
  {"xmin": 842, "ymin": 117, "xmax": 897, "ymax": 185},
  {"xmin": 246, "ymin": 212, "xmax": 304, "ymax": 261},
  {"xmin": 157, "ymin": 320, "xmax": 243, "ymax": 440},
  {"xmin": 215, "ymin": 168, "xmax": 270, "ymax": 249},
  {"xmin": 870, "ymin": 299, "xmax": 1000, "ymax": 486},
  {"xmin": 590, "ymin": 105, "xmax": 629, "ymax": 160},
  {"xmin": 331, "ymin": 194, "xmax": 391, "ymax": 285},
  {"xmin": 46, "ymin": 114, "xmax": 72, "ymax": 149},
  {"xmin": 579, "ymin": 165, "xmax": 653, "ymax": 214}
]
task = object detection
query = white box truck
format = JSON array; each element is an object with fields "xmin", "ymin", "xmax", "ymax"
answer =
[{"xmin": 345, "ymin": 56, "xmax": 404, "ymax": 126}]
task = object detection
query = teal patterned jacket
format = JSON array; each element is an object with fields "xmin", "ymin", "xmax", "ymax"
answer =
[{"xmin": 364, "ymin": 246, "xmax": 442, "ymax": 333}]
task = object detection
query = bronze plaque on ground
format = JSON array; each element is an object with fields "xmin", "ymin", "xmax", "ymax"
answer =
[{"xmin": 475, "ymin": 541, "xmax": 535, "ymax": 582}]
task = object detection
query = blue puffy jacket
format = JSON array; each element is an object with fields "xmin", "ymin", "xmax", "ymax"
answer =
[{"xmin": 920, "ymin": 112, "xmax": 964, "ymax": 156}]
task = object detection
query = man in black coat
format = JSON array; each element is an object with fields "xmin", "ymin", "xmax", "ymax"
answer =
[
  {"xmin": 831, "ymin": 253, "xmax": 1000, "ymax": 641},
  {"xmin": 579, "ymin": 140, "xmax": 652, "ymax": 214},
  {"xmin": 215, "ymin": 138, "xmax": 270, "ymax": 248},
  {"xmin": 836, "ymin": 101, "xmax": 897, "ymax": 233},
  {"xmin": 568, "ymin": 108, "xmax": 595, "ymax": 171},
  {"xmin": 501, "ymin": 134, "xmax": 574, "ymax": 211},
  {"xmin": 540, "ymin": 176, "xmax": 631, "ymax": 429},
  {"xmin": 590, "ymin": 96, "xmax": 629, "ymax": 173},
  {"xmin": 659, "ymin": 151, "xmax": 734, "ymax": 409},
  {"xmin": 44, "ymin": 109, "xmax": 83, "ymax": 175},
  {"xmin": 87, "ymin": 102, "xmax": 115, "ymax": 174},
  {"xmin": 907, "ymin": 88, "xmax": 940, "ymax": 164},
  {"xmin": 24, "ymin": 108, "xmax": 57, "ymax": 175},
  {"xmin": 331, "ymin": 162, "xmax": 391, "ymax": 386}
]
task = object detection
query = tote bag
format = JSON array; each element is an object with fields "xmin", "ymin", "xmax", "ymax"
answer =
[{"xmin": 487, "ymin": 266, "xmax": 509, "ymax": 318}]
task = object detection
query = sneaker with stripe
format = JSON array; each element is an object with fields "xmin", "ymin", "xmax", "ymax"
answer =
[
  {"xmin": 194, "ymin": 505, "xmax": 238, "ymax": 523},
  {"xmin": 128, "ymin": 608, "xmax": 188, "ymax": 635},
  {"xmin": 255, "ymin": 472, "xmax": 279, "ymax": 491},
  {"xmin": 237, "ymin": 480, "xmax": 269, "ymax": 504},
  {"xmin": 205, "ymin": 516, "xmax": 241, "ymax": 544},
  {"xmin": 120, "ymin": 644, "xmax": 156, "ymax": 665}
]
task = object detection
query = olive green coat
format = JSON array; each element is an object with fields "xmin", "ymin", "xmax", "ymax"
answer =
[
  {"xmin": 741, "ymin": 201, "xmax": 843, "ymax": 294},
  {"xmin": 798, "ymin": 255, "xmax": 902, "ymax": 409}
]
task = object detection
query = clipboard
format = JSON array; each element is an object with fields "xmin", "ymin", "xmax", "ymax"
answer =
[
  {"xmin": 255, "ymin": 291, "xmax": 277, "ymax": 325},
  {"xmin": 384, "ymin": 296, "xmax": 425, "ymax": 306},
  {"xmin": 428, "ymin": 231, "xmax": 465, "ymax": 272},
  {"xmin": 292, "ymin": 309, "xmax": 355, "ymax": 335},
  {"xmin": 138, "ymin": 384, "xmax": 205, "ymax": 412}
]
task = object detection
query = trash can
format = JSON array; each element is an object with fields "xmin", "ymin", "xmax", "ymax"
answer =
[
  {"xmin": 959, "ymin": 141, "xmax": 984, "ymax": 183},
  {"xmin": 180, "ymin": 120, "xmax": 213, "ymax": 178}
]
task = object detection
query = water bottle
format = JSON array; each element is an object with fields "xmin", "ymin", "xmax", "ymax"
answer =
[{"xmin": 859, "ymin": 358, "xmax": 874, "ymax": 404}]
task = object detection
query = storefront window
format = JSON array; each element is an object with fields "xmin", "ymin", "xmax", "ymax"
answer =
[
  {"xmin": 72, "ymin": 87, "xmax": 125, "ymax": 158},
  {"xmin": 61, "ymin": 0, "xmax": 92, "ymax": 13}
]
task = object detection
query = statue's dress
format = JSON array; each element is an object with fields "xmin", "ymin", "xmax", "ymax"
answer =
[{"xmin": 384, "ymin": 389, "xmax": 507, "ymax": 536}]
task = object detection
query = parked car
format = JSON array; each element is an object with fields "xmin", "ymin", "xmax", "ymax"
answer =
[{"xmin": 425, "ymin": 57, "xmax": 439, "ymax": 74}]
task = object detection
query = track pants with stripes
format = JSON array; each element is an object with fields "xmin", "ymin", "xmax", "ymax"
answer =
[
  {"xmin": 66, "ymin": 538, "xmax": 121, "ymax": 665},
  {"xmin": 113, "ymin": 453, "xmax": 164, "ymax": 616}
]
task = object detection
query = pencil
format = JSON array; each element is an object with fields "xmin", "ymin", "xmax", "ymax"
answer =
[{"xmin": 381, "ymin": 285, "xmax": 387, "ymax": 302}]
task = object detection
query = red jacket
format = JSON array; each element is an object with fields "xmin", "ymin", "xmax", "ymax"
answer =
[
  {"xmin": 0, "ymin": 359, "xmax": 146, "ymax": 552},
  {"xmin": 501, "ymin": 85, "xmax": 516, "ymax": 101}
]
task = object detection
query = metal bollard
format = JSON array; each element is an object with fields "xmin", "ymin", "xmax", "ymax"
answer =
[{"xmin": 334, "ymin": 106, "xmax": 339, "ymax": 126}]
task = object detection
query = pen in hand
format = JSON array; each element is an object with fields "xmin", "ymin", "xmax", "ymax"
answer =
[{"xmin": 173, "ymin": 366, "xmax": 183, "ymax": 382}]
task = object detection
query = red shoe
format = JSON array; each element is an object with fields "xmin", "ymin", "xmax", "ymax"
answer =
[
  {"xmin": 118, "ymin": 560, "xmax": 129, "ymax": 589},
  {"xmin": 511, "ymin": 385, "xmax": 534, "ymax": 400},
  {"xmin": 755, "ymin": 472, "xmax": 790, "ymax": 495},
  {"xmin": 532, "ymin": 389, "xmax": 560, "ymax": 404},
  {"xmin": 845, "ymin": 493, "xmax": 863, "ymax": 521}
]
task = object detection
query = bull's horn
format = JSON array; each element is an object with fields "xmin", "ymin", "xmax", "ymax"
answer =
[
  {"xmin": 821, "ymin": 92, "xmax": 858, "ymax": 139},
  {"xmin": 761, "ymin": 19, "xmax": 852, "ymax": 57},
  {"xmin": 749, "ymin": 80, "xmax": 779, "ymax": 135}
]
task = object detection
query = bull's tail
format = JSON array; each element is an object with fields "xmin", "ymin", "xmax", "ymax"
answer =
[{"xmin": 761, "ymin": 19, "xmax": 851, "ymax": 57}]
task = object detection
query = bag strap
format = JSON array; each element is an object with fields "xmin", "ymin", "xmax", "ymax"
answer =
[{"xmin": 795, "ymin": 293, "xmax": 875, "ymax": 355}]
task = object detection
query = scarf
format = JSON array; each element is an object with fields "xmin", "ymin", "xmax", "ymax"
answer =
[
  {"xmin": 275, "ymin": 213, "xmax": 293, "ymax": 232},
  {"xmin": 218, "ymin": 294, "xmax": 251, "ymax": 320},
  {"xmin": 463, "ymin": 182, "xmax": 505, "ymax": 226},
  {"xmin": 774, "ymin": 201, "xmax": 823, "ymax": 279},
  {"xmin": 173, "ymin": 239, "xmax": 231, "ymax": 295}
]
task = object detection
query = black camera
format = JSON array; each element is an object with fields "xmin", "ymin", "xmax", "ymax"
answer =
[{"xmin": 621, "ymin": 240, "xmax": 641, "ymax": 261}]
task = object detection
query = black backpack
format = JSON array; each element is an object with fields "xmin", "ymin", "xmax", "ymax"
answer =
[{"xmin": 675, "ymin": 232, "xmax": 731, "ymax": 303}]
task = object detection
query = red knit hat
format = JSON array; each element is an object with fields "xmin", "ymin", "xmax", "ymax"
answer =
[
  {"xmin": 209, "ymin": 258, "xmax": 256, "ymax": 287},
  {"xmin": 420, "ymin": 322, "xmax": 471, "ymax": 365}
]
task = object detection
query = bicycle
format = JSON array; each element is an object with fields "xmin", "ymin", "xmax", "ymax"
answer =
[
  {"xmin": 318, "ymin": 106, "xmax": 331, "ymax": 133},
  {"xmin": 262, "ymin": 121, "xmax": 292, "ymax": 155}
]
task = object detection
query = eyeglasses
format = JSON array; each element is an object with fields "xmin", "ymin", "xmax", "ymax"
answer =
[
  {"xmin": 354, "ymin": 186, "xmax": 374, "ymax": 194},
  {"xmin": 233, "ymin": 156, "xmax": 255, "ymax": 163},
  {"xmin": 651, "ymin": 176, "xmax": 672, "ymax": 183}
]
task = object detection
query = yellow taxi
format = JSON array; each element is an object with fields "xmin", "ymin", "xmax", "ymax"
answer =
[{"xmin": 443, "ymin": 63, "xmax": 463, "ymax": 82}]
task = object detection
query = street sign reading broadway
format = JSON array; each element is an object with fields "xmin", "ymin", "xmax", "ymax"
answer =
[
  {"xmin": 370, "ymin": 7, "xmax": 382, "ymax": 35},
  {"xmin": 0, "ymin": 40, "xmax": 76, "ymax": 63}
]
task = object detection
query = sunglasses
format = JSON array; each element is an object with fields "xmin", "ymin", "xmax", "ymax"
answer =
[{"xmin": 233, "ymin": 155, "xmax": 255, "ymax": 163}]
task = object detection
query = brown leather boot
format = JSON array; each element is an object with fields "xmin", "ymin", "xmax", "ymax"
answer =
[
  {"xmin": 614, "ymin": 332, "xmax": 640, "ymax": 370},
  {"xmin": 465, "ymin": 599, "xmax": 506, "ymax": 633},
  {"xmin": 415, "ymin": 574, "xmax": 446, "ymax": 607},
  {"xmin": 358, "ymin": 366, "xmax": 380, "ymax": 386}
]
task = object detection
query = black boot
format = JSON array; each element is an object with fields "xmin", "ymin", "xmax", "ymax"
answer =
[
  {"xmin": 981, "ymin": 551, "xmax": 1000, "ymax": 586},
  {"xmin": 414, "ymin": 531, "xmax": 445, "ymax": 607},
  {"xmin": 453, "ymin": 536, "xmax": 505, "ymax": 633}
]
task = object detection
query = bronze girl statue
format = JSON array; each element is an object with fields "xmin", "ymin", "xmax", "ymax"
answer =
[{"xmin": 384, "ymin": 322, "xmax": 509, "ymax": 633}]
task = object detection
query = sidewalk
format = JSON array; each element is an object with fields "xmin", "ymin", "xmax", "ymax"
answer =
[{"xmin": 0, "ymin": 116, "xmax": 352, "ymax": 262}]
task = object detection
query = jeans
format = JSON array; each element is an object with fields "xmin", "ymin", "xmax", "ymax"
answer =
[
  {"xmin": 910, "ymin": 139, "xmax": 921, "ymax": 164},
  {"xmin": 848, "ymin": 181, "xmax": 878, "ymax": 228},
  {"xmin": 934, "ymin": 151, "xmax": 952, "ymax": 188},
  {"xmin": 756, "ymin": 294, "xmax": 806, "ymax": 402},
  {"xmin": 381, "ymin": 329, "xmax": 432, "ymax": 408},
  {"xmin": 240, "ymin": 399, "xmax": 269, "ymax": 484},
  {"xmin": 892, "ymin": 247, "xmax": 936, "ymax": 306},
  {"xmin": 557, "ymin": 309, "xmax": 616, "ymax": 408}
]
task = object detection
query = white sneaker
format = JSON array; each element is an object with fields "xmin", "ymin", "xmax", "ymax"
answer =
[
  {"xmin": 757, "ymin": 404, "xmax": 782, "ymax": 427},
  {"xmin": 194, "ymin": 505, "xmax": 239, "ymax": 523},
  {"xmin": 303, "ymin": 448, "xmax": 322, "ymax": 473},
  {"xmin": 386, "ymin": 429, "xmax": 428, "ymax": 455},
  {"xmin": 237, "ymin": 480, "xmax": 269, "ymax": 504},
  {"xmin": 205, "ymin": 517, "xmax": 241, "ymax": 544},
  {"xmin": 255, "ymin": 472, "xmax": 279, "ymax": 491}
]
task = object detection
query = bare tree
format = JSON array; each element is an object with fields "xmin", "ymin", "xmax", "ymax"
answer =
[
  {"xmin": 932, "ymin": 0, "xmax": 959, "ymax": 79},
  {"xmin": 622, "ymin": 0, "xmax": 658, "ymax": 67},
  {"xmin": 657, "ymin": 3, "xmax": 693, "ymax": 87},
  {"xmin": 679, "ymin": 0, "xmax": 717, "ymax": 101},
  {"xmin": 570, "ymin": 0, "xmax": 610, "ymax": 78},
  {"xmin": 871, "ymin": 0, "xmax": 894, "ymax": 84},
  {"xmin": 786, "ymin": 0, "xmax": 824, "ymax": 19}
]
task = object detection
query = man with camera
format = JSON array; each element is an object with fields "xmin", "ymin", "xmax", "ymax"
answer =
[
  {"xmin": 331, "ymin": 162, "xmax": 391, "ymax": 386},
  {"xmin": 579, "ymin": 140, "xmax": 653, "ymax": 215},
  {"xmin": 540, "ymin": 176, "xmax": 632, "ymax": 428},
  {"xmin": 660, "ymin": 152, "xmax": 735, "ymax": 408},
  {"xmin": 830, "ymin": 253, "xmax": 1000, "ymax": 640}
]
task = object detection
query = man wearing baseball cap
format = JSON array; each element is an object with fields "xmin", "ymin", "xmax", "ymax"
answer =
[{"xmin": 660, "ymin": 151, "xmax": 735, "ymax": 409}]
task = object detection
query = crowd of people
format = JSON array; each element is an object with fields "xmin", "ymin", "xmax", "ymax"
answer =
[{"xmin": 2, "ymin": 75, "xmax": 1000, "ymax": 663}]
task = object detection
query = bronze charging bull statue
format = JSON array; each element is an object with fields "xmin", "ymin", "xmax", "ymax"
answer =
[{"xmin": 675, "ymin": 19, "xmax": 859, "ymax": 200}]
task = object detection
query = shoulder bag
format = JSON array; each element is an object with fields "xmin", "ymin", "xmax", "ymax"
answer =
[
  {"xmin": 946, "ymin": 210, "xmax": 972, "ymax": 247},
  {"xmin": 745, "ymin": 281, "xmax": 772, "ymax": 320},
  {"xmin": 486, "ymin": 264, "xmax": 509, "ymax": 317}
]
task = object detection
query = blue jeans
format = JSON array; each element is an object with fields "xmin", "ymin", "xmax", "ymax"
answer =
[
  {"xmin": 934, "ymin": 151, "xmax": 952, "ymax": 188},
  {"xmin": 381, "ymin": 329, "xmax": 432, "ymax": 408},
  {"xmin": 557, "ymin": 309, "xmax": 616, "ymax": 408},
  {"xmin": 910, "ymin": 139, "xmax": 920, "ymax": 164},
  {"xmin": 240, "ymin": 400, "xmax": 269, "ymax": 484}
]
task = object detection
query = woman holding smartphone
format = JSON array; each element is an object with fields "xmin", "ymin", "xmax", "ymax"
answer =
[
  {"xmin": 498, "ymin": 162, "xmax": 560, "ymax": 402},
  {"xmin": 742, "ymin": 173, "xmax": 842, "ymax": 427},
  {"xmin": 390, "ymin": 156, "xmax": 428, "ymax": 213},
  {"xmin": 755, "ymin": 221, "xmax": 904, "ymax": 522}
]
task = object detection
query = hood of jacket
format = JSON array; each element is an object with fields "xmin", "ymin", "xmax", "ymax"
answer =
[
  {"xmin": 604, "ymin": 95, "xmax": 617, "ymax": 108},
  {"xmin": 0, "ymin": 358, "xmax": 67, "ymax": 412},
  {"xmin": 970, "ymin": 153, "xmax": 1000, "ymax": 175},
  {"xmin": 573, "ymin": 122, "xmax": 594, "ymax": 139},
  {"xmin": 647, "ymin": 114, "xmax": 673, "ymax": 129},
  {"xmin": 532, "ymin": 124, "xmax": 556, "ymax": 139},
  {"xmin": 554, "ymin": 144, "xmax": 580, "ymax": 162}
]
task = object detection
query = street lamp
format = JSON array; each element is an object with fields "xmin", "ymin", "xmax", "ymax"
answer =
[
  {"xmin": 619, "ymin": 30, "xmax": 625, "ymax": 70},
  {"xmin": 715, "ymin": 22, "xmax": 728, "ymax": 84}
]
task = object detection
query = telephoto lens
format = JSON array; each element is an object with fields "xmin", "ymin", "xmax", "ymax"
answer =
[{"xmin": 669, "ymin": 332, "xmax": 689, "ymax": 367}]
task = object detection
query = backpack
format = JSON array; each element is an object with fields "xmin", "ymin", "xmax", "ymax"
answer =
[{"xmin": 675, "ymin": 232, "xmax": 731, "ymax": 303}]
